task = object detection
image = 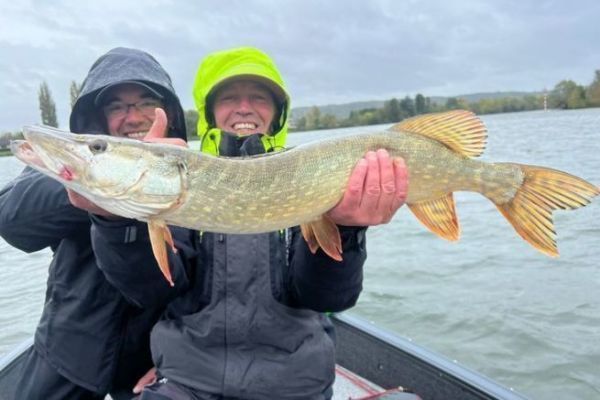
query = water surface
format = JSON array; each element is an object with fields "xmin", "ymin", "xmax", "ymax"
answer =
[{"xmin": 1, "ymin": 109, "xmax": 599, "ymax": 399}]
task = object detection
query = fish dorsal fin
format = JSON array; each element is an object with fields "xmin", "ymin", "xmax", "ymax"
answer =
[
  {"xmin": 390, "ymin": 110, "xmax": 487, "ymax": 158},
  {"xmin": 408, "ymin": 193, "xmax": 460, "ymax": 241}
]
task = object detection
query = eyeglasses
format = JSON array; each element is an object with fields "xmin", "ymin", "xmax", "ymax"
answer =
[{"xmin": 103, "ymin": 98, "xmax": 163, "ymax": 119}]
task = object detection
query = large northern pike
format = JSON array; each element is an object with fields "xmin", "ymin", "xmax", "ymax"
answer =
[{"xmin": 11, "ymin": 111, "xmax": 599, "ymax": 285}]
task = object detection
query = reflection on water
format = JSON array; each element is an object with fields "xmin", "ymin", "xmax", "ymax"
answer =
[{"xmin": 1, "ymin": 109, "xmax": 599, "ymax": 399}]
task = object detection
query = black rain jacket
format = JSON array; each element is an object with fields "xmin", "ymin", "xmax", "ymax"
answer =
[
  {"xmin": 89, "ymin": 135, "xmax": 367, "ymax": 399},
  {"xmin": 0, "ymin": 47, "xmax": 187, "ymax": 394}
]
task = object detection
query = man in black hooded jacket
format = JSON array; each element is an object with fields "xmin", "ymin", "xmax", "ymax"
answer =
[
  {"xmin": 90, "ymin": 47, "xmax": 409, "ymax": 400},
  {"xmin": 0, "ymin": 47, "xmax": 187, "ymax": 399}
]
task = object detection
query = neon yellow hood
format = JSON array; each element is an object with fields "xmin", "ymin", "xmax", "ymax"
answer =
[{"xmin": 193, "ymin": 47, "xmax": 290, "ymax": 155}]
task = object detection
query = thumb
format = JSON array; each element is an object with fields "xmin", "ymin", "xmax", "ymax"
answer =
[
  {"xmin": 132, "ymin": 367, "xmax": 157, "ymax": 394},
  {"xmin": 144, "ymin": 108, "xmax": 169, "ymax": 140},
  {"xmin": 143, "ymin": 107, "xmax": 187, "ymax": 147}
]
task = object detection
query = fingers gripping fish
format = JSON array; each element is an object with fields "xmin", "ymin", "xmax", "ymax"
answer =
[{"xmin": 12, "ymin": 111, "xmax": 599, "ymax": 285}]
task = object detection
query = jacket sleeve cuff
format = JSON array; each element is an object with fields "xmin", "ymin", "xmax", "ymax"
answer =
[
  {"xmin": 289, "ymin": 226, "xmax": 367, "ymax": 312},
  {"xmin": 337, "ymin": 225, "xmax": 367, "ymax": 251},
  {"xmin": 90, "ymin": 215, "xmax": 150, "ymax": 244}
]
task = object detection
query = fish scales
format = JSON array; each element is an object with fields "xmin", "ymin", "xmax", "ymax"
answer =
[
  {"xmin": 12, "ymin": 110, "xmax": 599, "ymax": 284},
  {"xmin": 170, "ymin": 130, "xmax": 522, "ymax": 233}
]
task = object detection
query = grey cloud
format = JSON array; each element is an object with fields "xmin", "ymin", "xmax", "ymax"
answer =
[{"xmin": 1, "ymin": 0, "xmax": 599, "ymax": 131}]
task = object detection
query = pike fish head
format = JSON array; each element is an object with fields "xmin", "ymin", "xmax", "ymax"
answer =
[{"xmin": 13, "ymin": 125, "xmax": 186, "ymax": 220}]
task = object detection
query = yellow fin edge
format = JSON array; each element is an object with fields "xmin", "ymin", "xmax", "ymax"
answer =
[
  {"xmin": 494, "ymin": 164, "xmax": 599, "ymax": 257},
  {"xmin": 390, "ymin": 110, "xmax": 487, "ymax": 158},
  {"xmin": 408, "ymin": 193, "xmax": 460, "ymax": 241}
]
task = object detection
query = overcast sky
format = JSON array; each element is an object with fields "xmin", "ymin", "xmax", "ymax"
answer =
[{"xmin": 1, "ymin": 0, "xmax": 599, "ymax": 132}]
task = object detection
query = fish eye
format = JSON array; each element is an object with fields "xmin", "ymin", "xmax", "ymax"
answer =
[{"xmin": 89, "ymin": 139, "xmax": 108, "ymax": 153}]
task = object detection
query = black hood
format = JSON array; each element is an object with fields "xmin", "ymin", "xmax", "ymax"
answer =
[{"xmin": 69, "ymin": 47, "xmax": 187, "ymax": 141}]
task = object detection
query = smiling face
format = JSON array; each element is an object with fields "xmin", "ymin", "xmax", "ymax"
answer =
[
  {"xmin": 212, "ymin": 80, "xmax": 276, "ymax": 136},
  {"xmin": 101, "ymin": 83, "xmax": 164, "ymax": 139}
]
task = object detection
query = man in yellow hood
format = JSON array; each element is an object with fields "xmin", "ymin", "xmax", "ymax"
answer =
[
  {"xmin": 193, "ymin": 46, "xmax": 408, "ymax": 227},
  {"xmin": 121, "ymin": 47, "xmax": 409, "ymax": 399},
  {"xmin": 194, "ymin": 46, "xmax": 289, "ymax": 155}
]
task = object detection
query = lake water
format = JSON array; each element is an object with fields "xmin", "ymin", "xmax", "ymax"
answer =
[{"xmin": 1, "ymin": 109, "xmax": 599, "ymax": 399}]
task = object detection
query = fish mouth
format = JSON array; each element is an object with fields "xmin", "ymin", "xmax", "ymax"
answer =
[
  {"xmin": 10, "ymin": 126, "xmax": 99, "ymax": 189},
  {"xmin": 11, "ymin": 139, "xmax": 77, "ymax": 181},
  {"xmin": 10, "ymin": 140, "xmax": 47, "ymax": 169}
]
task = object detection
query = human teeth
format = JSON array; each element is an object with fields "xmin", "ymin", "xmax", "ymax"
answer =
[
  {"xmin": 126, "ymin": 132, "xmax": 147, "ymax": 139},
  {"xmin": 233, "ymin": 123, "xmax": 256, "ymax": 130}
]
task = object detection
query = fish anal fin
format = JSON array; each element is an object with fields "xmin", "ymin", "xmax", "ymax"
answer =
[
  {"xmin": 493, "ymin": 164, "xmax": 599, "ymax": 257},
  {"xmin": 300, "ymin": 215, "xmax": 343, "ymax": 261},
  {"xmin": 148, "ymin": 220, "xmax": 175, "ymax": 287},
  {"xmin": 390, "ymin": 110, "xmax": 487, "ymax": 158},
  {"xmin": 408, "ymin": 194, "xmax": 460, "ymax": 241}
]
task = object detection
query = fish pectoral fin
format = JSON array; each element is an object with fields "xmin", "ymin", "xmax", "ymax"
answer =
[
  {"xmin": 494, "ymin": 164, "xmax": 599, "ymax": 257},
  {"xmin": 408, "ymin": 194, "xmax": 460, "ymax": 241},
  {"xmin": 148, "ymin": 220, "xmax": 175, "ymax": 287},
  {"xmin": 389, "ymin": 110, "xmax": 487, "ymax": 158},
  {"xmin": 300, "ymin": 215, "xmax": 343, "ymax": 261}
]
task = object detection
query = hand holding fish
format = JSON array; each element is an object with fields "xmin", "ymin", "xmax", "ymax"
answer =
[
  {"xmin": 328, "ymin": 149, "xmax": 409, "ymax": 226},
  {"xmin": 12, "ymin": 110, "xmax": 599, "ymax": 287},
  {"xmin": 67, "ymin": 189, "xmax": 115, "ymax": 217},
  {"xmin": 142, "ymin": 110, "xmax": 410, "ymax": 229}
]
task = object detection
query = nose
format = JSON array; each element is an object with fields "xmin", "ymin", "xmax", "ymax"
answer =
[{"xmin": 235, "ymin": 96, "xmax": 253, "ymax": 114}]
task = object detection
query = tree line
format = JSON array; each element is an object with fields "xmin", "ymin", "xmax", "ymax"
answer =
[
  {"xmin": 292, "ymin": 69, "xmax": 600, "ymax": 131},
  {"xmin": 2, "ymin": 68, "xmax": 600, "ymax": 150},
  {"xmin": 0, "ymin": 81, "xmax": 82, "ymax": 152}
]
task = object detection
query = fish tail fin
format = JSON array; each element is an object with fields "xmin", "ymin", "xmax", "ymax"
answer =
[
  {"xmin": 494, "ymin": 164, "xmax": 599, "ymax": 257},
  {"xmin": 300, "ymin": 215, "xmax": 343, "ymax": 261},
  {"xmin": 148, "ymin": 220, "xmax": 177, "ymax": 286}
]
